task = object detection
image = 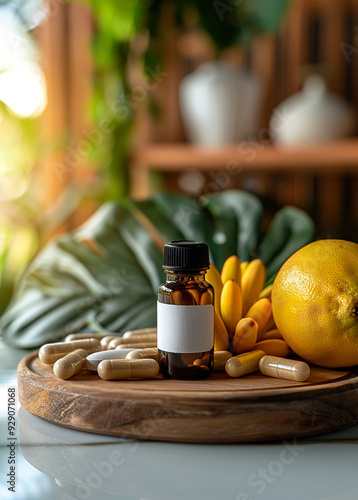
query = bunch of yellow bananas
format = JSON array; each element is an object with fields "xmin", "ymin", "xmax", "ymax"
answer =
[{"xmin": 207, "ymin": 256, "xmax": 289, "ymax": 357}]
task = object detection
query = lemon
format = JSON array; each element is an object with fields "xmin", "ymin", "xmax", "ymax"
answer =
[{"xmin": 271, "ymin": 239, "xmax": 358, "ymax": 368}]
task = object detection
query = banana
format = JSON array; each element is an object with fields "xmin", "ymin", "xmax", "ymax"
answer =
[
  {"xmin": 233, "ymin": 318, "xmax": 258, "ymax": 355},
  {"xmin": 220, "ymin": 279, "xmax": 243, "ymax": 338},
  {"xmin": 214, "ymin": 310, "xmax": 229, "ymax": 351},
  {"xmin": 259, "ymin": 284, "xmax": 273, "ymax": 300},
  {"xmin": 240, "ymin": 261, "xmax": 249, "ymax": 279},
  {"xmin": 221, "ymin": 255, "xmax": 241, "ymax": 286},
  {"xmin": 206, "ymin": 262, "xmax": 223, "ymax": 313},
  {"xmin": 245, "ymin": 298, "xmax": 272, "ymax": 335},
  {"xmin": 258, "ymin": 312, "xmax": 276, "ymax": 338},
  {"xmin": 259, "ymin": 329, "xmax": 283, "ymax": 341},
  {"xmin": 254, "ymin": 339, "xmax": 289, "ymax": 357},
  {"xmin": 241, "ymin": 259, "xmax": 266, "ymax": 315}
]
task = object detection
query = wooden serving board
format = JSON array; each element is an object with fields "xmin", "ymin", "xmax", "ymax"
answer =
[{"xmin": 18, "ymin": 350, "xmax": 358, "ymax": 443}]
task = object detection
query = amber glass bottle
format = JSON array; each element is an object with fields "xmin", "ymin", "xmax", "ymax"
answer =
[{"xmin": 157, "ymin": 241, "xmax": 214, "ymax": 380}]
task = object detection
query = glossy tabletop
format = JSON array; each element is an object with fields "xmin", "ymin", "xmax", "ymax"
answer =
[{"xmin": 1, "ymin": 339, "xmax": 358, "ymax": 500}]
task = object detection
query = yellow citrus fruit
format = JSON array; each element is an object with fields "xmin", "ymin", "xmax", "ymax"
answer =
[{"xmin": 271, "ymin": 239, "xmax": 358, "ymax": 368}]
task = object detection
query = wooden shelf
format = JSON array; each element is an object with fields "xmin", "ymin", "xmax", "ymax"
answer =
[
  {"xmin": 135, "ymin": 139, "xmax": 358, "ymax": 172},
  {"xmin": 131, "ymin": 139, "xmax": 358, "ymax": 199}
]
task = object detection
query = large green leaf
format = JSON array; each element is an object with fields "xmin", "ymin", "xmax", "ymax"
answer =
[
  {"xmin": 257, "ymin": 206, "xmax": 315, "ymax": 278},
  {"xmin": 0, "ymin": 190, "xmax": 314, "ymax": 348},
  {"xmin": 201, "ymin": 190, "xmax": 263, "ymax": 267}
]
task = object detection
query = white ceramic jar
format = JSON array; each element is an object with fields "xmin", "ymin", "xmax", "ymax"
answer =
[
  {"xmin": 270, "ymin": 75, "xmax": 356, "ymax": 145},
  {"xmin": 179, "ymin": 62, "xmax": 262, "ymax": 146}
]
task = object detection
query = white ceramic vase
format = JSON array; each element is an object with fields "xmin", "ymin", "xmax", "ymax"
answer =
[
  {"xmin": 179, "ymin": 62, "xmax": 262, "ymax": 146},
  {"xmin": 270, "ymin": 75, "xmax": 356, "ymax": 145}
]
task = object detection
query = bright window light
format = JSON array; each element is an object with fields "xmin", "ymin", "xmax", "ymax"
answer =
[{"xmin": 0, "ymin": 62, "xmax": 47, "ymax": 118}]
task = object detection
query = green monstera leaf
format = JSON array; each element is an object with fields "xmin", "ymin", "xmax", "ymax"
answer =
[{"xmin": 0, "ymin": 190, "xmax": 315, "ymax": 348}]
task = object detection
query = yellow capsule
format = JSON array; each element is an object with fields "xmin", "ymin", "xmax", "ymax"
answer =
[
  {"xmin": 193, "ymin": 353, "xmax": 211, "ymax": 366},
  {"xmin": 123, "ymin": 327, "xmax": 157, "ymax": 339},
  {"xmin": 220, "ymin": 279, "xmax": 242, "ymax": 337},
  {"xmin": 64, "ymin": 332, "xmax": 110, "ymax": 342},
  {"xmin": 245, "ymin": 298, "xmax": 272, "ymax": 335},
  {"xmin": 206, "ymin": 262, "xmax": 223, "ymax": 312},
  {"xmin": 259, "ymin": 355, "xmax": 311, "ymax": 382},
  {"xmin": 171, "ymin": 289, "xmax": 196, "ymax": 305},
  {"xmin": 258, "ymin": 284, "xmax": 273, "ymax": 300},
  {"xmin": 225, "ymin": 350, "xmax": 266, "ymax": 378},
  {"xmin": 259, "ymin": 329, "xmax": 283, "ymax": 341},
  {"xmin": 109, "ymin": 333, "xmax": 157, "ymax": 349},
  {"xmin": 200, "ymin": 289, "xmax": 214, "ymax": 305},
  {"xmin": 213, "ymin": 350, "xmax": 232, "ymax": 371},
  {"xmin": 39, "ymin": 339, "xmax": 101, "ymax": 364},
  {"xmin": 241, "ymin": 259, "xmax": 266, "ymax": 315},
  {"xmin": 233, "ymin": 318, "xmax": 258, "ymax": 355},
  {"xmin": 53, "ymin": 349, "xmax": 87, "ymax": 379},
  {"xmin": 188, "ymin": 288, "xmax": 201, "ymax": 305},
  {"xmin": 115, "ymin": 341, "xmax": 157, "ymax": 350},
  {"xmin": 214, "ymin": 310, "xmax": 229, "ymax": 351},
  {"xmin": 126, "ymin": 348, "xmax": 159, "ymax": 361},
  {"xmin": 254, "ymin": 339, "xmax": 290, "ymax": 358},
  {"xmin": 221, "ymin": 255, "xmax": 241, "ymax": 286},
  {"xmin": 100, "ymin": 336, "xmax": 119, "ymax": 350},
  {"xmin": 97, "ymin": 358, "xmax": 159, "ymax": 380}
]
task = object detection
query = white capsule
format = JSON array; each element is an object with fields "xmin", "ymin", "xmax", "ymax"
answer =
[{"xmin": 85, "ymin": 349, "xmax": 139, "ymax": 371}]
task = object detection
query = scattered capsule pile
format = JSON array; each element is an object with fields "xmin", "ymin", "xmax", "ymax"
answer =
[
  {"xmin": 39, "ymin": 326, "xmax": 310, "ymax": 382},
  {"xmin": 38, "ymin": 328, "xmax": 158, "ymax": 381}
]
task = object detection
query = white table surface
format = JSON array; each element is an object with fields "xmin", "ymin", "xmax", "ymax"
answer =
[{"xmin": 1, "ymin": 338, "xmax": 358, "ymax": 500}]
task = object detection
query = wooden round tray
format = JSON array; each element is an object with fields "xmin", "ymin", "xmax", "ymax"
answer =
[{"xmin": 18, "ymin": 350, "xmax": 358, "ymax": 443}]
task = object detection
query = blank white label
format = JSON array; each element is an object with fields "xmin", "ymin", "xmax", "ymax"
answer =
[{"xmin": 157, "ymin": 302, "xmax": 214, "ymax": 353}]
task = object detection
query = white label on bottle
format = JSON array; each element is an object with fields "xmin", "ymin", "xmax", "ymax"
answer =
[{"xmin": 157, "ymin": 302, "xmax": 214, "ymax": 353}]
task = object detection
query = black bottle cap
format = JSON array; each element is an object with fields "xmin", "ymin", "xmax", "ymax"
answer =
[{"xmin": 163, "ymin": 241, "xmax": 210, "ymax": 271}]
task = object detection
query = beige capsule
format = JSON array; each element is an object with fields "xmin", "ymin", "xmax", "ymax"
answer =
[
  {"xmin": 109, "ymin": 333, "xmax": 157, "ymax": 349},
  {"xmin": 225, "ymin": 350, "xmax": 266, "ymax": 378},
  {"xmin": 108, "ymin": 333, "xmax": 157, "ymax": 349},
  {"xmin": 213, "ymin": 350, "xmax": 233, "ymax": 372},
  {"xmin": 53, "ymin": 349, "xmax": 87, "ymax": 379},
  {"xmin": 108, "ymin": 337, "xmax": 131, "ymax": 349},
  {"xmin": 122, "ymin": 333, "xmax": 157, "ymax": 343},
  {"xmin": 97, "ymin": 358, "xmax": 160, "ymax": 380},
  {"xmin": 122, "ymin": 327, "xmax": 157, "ymax": 339},
  {"xmin": 259, "ymin": 355, "xmax": 311, "ymax": 382},
  {"xmin": 65, "ymin": 332, "xmax": 110, "ymax": 342},
  {"xmin": 115, "ymin": 341, "xmax": 157, "ymax": 350},
  {"xmin": 100, "ymin": 336, "xmax": 119, "ymax": 350},
  {"xmin": 39, "ymin": 338, "xmax": 101, "ymax": 364},
  {"xmin": 126, "ymin": 348, "xmax": 159, "ymax": 361}
]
